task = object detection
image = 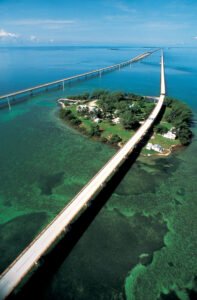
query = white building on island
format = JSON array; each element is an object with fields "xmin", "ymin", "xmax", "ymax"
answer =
[
  {"xmin": 162, "ymin": 129, "xmax": 176, "ymax": 140},
  {"xmin": 77, "ymin": 104, "xmax": 88, "ymax": 113},
  {"xmin": 112, "ymin": 117, "xmax": 120, "ymax": 124},
  {"xmin": 93, "ymin": 117, "xmax": 101, "ymax": 123},
  {"xmin": 146, "ymin": 143, "xmax": 164, "ymax": 153},
  {"xmin": 146, "ymin": 143, "xmax": 153, "ymax": 150}
]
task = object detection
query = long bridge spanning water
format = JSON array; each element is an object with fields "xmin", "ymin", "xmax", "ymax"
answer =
[
  {"xmin": 0, "ymin": 49, "xmax": 159, "ymax": 109},
  {"xmin": 0, "ymin": 50, "xmax": 165, "ymax": 299}
]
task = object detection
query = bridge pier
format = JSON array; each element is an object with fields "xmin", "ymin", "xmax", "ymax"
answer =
[
  {"xmin": 7, "ymin": 97, "xmax": 11, "ymax": 111},
  {"xmin": 62, "ymin": 81, "xmax": 65, "ymax": 91},
  {"xmin": 84, "ymin": 202, "xmax": 90, "ymax": 208},
  {"xmin": 124, "ymin": 154, "xmax": 129, "ymax": 160},
  {"xmin": 100, "ymin": 182, "xmax": 106, "ymax": 188}
]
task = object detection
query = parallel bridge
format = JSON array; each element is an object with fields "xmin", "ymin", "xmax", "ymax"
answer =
[
  {"xmin": 0, "ymin": 50, "xmax": 165, "ymax": 299},
  {"xmin": 0, "ymin": 49, "xmax": 159, "ymax": 108}
]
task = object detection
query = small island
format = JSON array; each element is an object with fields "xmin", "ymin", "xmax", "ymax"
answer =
[{"xmin": 59, "ymin": 89, "xmax": 192, "ymax": 156}]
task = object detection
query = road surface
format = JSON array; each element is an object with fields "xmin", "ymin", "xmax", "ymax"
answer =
[{"xmin": 0, "ymin": 51, "xmax": 165, "ymax": 300}]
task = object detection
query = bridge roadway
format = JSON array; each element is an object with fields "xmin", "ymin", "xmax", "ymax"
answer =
[
  {"xmin": 0, "ymin": 49, "xmax": 159, "ymax": 103},
  {"xmin": 0, "ymin": 51, "xmax": 165, "ymax": 299}
]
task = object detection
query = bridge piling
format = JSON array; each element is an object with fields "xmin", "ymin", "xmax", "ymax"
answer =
[{"xmin": 7, "ymin": 97, "xmax": 11, "ymax": 111}]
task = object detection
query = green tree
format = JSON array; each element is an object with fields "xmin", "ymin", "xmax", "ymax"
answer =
[
  {"xmin": 59, "ymin": 109, "xmax": 72, "ymax": 119},
  {"xmin": 89, "ymin": 124, "xmax": 101, "ymax": 137},
  {"xmin": 66, "ymin": 112, "xmax": 76, "ymax": 121},
  {"xmin": 100, "ymin": 137, "xmax": 108, "ymax": 143},
  {"xmin": 165, "ymin": 97, "xmax": 174, "ymax": 107},
  {"xmin": 165, "ymin": 99, "xmax": 192, "ymax": 126},
  {"xmin": 143, "ymin": 103, "xmax": 155, "ymax": 118},
  {"xmin": 116, "ymin": 101, "xmax": 129, "ymax": 113},
  {"xmin": 177, "ymin": 124, "xmax": 192, "ymax": 145},
  {"xmin": 110, "ymin": 134, "xmax": 122, "ymax": 144},
  {"xmin": 70, "ymin": 117, "xmax": 81, "ymax": 126},
  {"xmin": 82, "ymin": 92, "xmax": 90, "ymax": 100},
  {"xmin": 121, "ymin": 112, "xmax": 140, "ymax": 130},
  {"xmin": 154, "ymin": 124, "xmax": 168, "ymax": 134},
  {"xmin": 109, "ymin": 91, "xmax": 124, "ymax": 102},
  {"xmin": 130, "ymin": 104, "xmax": 142, "ymax": 114},
  {"xmin": 91, "ymin": 89, "xmax": 109, "ymax": 99},
  {"xmin": 99, "ymin": 100, "xmax": 115, "ymax": 114}
]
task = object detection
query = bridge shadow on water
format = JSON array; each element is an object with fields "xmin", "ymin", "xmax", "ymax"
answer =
[{"xmin": 8, "ymin": 105, "xmax": 165, "ymax": 300}]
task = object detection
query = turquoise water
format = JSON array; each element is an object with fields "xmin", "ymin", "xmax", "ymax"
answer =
[{"xmin": 0, "ymin": 47, "xmax": 196, "ymax": 300}]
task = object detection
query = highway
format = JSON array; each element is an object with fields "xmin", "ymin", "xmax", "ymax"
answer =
[{"xmin": 0, "ymin": 50, "xmax": 165, "ymax": 300}]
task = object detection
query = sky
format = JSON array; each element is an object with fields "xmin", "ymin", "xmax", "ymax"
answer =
[{"xmin": 0, "ymin": 0, "xmax": 197, "ymax": 46}]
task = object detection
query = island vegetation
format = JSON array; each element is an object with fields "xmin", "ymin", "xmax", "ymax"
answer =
[{"xmin": 59, "ymin": 89, "xmax": 193, "ymax": 156}]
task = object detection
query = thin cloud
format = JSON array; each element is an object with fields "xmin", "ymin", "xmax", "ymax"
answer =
[
  {"xmin": 29, "ymin": 35, "xmax": 39, "ymax": 42},
  {"xmin": 7, "ymin": 19, "xmax": 76, "ymax": 26},
  {"xmin": 114, "ymin": 1, "xmax": 136, "ymax": 13},
  {"xmin": 105, "ymin": 14, "xmax": 133, "ymax": 21},
  {"xmin": 0, "ymin": 29, "xmax": 18, "ymax": 39},
  {"xmin": 143, "ymin": 21, "xmax": 188, "ymax": 30},
  {"xmin": 193, "ymin": 36, "xmax": 197, "ymax": 39}
]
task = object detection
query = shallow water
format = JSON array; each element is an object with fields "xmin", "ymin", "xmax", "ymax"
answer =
[{"xmin": 0, "ymin": 46, "xmax": 196, "ymax": 299}]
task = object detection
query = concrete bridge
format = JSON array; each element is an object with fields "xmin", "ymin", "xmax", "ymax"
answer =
[
  {"xmin": 0, "ymin": 49, "xmax": 159, "ymax": 109},
  {"xmin": 0, "ymin": 50, "xmax": 165, "ymax": 300}
]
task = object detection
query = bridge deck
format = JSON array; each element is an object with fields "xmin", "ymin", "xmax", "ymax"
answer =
[
  {"xmin": 0, "ymin": 50, "xmax": 159, "ymax": 102},
  {"xmin": 0, "ymin": 51, "xmax": 165, "ymax": 300}
]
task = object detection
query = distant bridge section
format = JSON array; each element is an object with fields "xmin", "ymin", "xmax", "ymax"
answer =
[
  {"xmin": 160, "ymin": 52, "xmax": 166, "ymax": 95},
  {"xmin": 0, "ymin": 50, "xmax": 165, "ymax": 300},
  {"xmin": 0, "ymin": 49, "xmax": 159, "ymax": 109}
]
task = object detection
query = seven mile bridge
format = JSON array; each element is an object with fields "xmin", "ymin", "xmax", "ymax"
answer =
[{"xmin": 0, "ymin": 50, "xmax": 165, "ymax": 300}]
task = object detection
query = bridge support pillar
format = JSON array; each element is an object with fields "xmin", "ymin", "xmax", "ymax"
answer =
[
  {"xmin": 100, "ymin": 182, "xmax": 106, "ymax": 188},
  {"xmin": 63, "ymin": 81, "xmax": 65, "ymax": 91},
  {"xmin": 7, "ymin": 97, "xmax": 11, "ymax": 111}
]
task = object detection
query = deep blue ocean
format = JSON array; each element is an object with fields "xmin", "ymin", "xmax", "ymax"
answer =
[{"xmin": 0, "ymin": 46, "xmax": 196, "ymax": 300}]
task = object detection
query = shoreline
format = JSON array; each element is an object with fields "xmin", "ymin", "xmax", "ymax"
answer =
[
  {"xmin": 58, "ymin": 91, "xmax": 192, "ymax": 159},
  {"xmin": 59, "ymin": 113, "xmax": 183, "ymax": 158},
  {"xmin": 142, "ymin": 144, "xmax": 184, "ymax": 158}
]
